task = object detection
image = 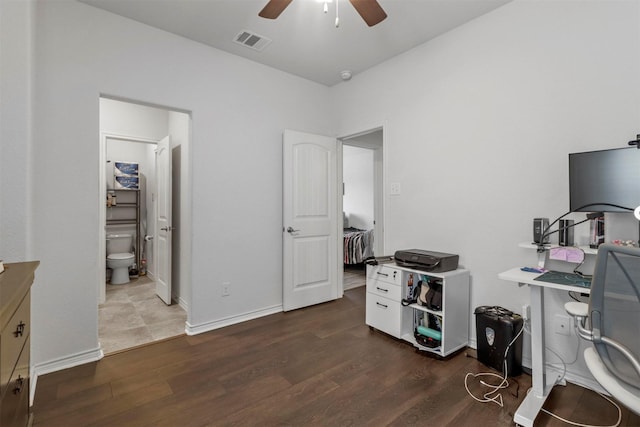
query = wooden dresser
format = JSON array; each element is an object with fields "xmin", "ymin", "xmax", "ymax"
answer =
[{"xmin": 0, "ymin": 261, "xmax": 38, "ymax": 426}]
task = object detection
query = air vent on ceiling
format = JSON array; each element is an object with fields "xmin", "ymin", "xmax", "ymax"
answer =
[{"xmin": 234, "ymin": 30, "xmax": 272, "ymax": 52}]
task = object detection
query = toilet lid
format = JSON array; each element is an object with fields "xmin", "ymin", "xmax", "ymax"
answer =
[{"xmin": 107, "ymin": 253, "xmax": 134, "ymax": 260}]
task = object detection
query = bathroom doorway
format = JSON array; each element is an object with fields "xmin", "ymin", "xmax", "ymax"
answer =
[
  {"xmin": 98, "ymin": 96, "xmax": 191, "ymax": 354},
  {"xmin": 340, "ymin": 128, "xmax": 384, "ymax": 290}
]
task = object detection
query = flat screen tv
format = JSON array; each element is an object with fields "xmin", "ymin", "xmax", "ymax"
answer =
[{"xmin": 569, "ymin": 147, "xmax": 640, "ymax": 212}]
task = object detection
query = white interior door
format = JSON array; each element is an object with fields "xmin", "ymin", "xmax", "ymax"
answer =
[
  {"xmin": 154, "ymin": 135, "xmax": 172, "ymax": 304},
  {"xmin": 283, "ymin": 129, "xmax": 340, "ymax": 311}
]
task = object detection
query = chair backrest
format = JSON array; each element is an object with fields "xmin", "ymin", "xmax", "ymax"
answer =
[{"xmin": 589, "ymin": 243, "xmax": 640, "ymax": 389}]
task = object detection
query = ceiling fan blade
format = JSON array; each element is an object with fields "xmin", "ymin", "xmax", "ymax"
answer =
[
  {"xmin": 349, "ymin": 0, "xmax": 387, "ymax": 27},
  {"xmin": 259, "ymin": 0, "xmax": 293, "ymax": 19}
]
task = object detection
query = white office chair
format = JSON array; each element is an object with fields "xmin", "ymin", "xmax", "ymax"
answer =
[{"xmin": 565, "ymin": 243, "xmax": 640, "ymax": 415}]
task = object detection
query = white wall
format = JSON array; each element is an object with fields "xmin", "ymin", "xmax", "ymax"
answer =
[
  {"xmin": 343, "ymin": 145, "xmax": 374, "ymax": 230},
  {"xmin": 332, "ymin": 0, "xmax": 640, "ymax": 388},
  {"xmin": 100, "ymin": 98, "xmax": 169, "ymax": 141},
  {"xmin": 29, "ymin": 0, "xmax": 333, "ymax": 375},
  {"xmin": 0, "ymin": 0, "xmax": 34, "ymax": 261}
]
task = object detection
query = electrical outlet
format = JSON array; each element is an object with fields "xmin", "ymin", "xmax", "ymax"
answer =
[
  {"xmin": 554, "ymin": 314, "xmax": 571, "ymax": 336},
  {"xmin": 390, "ymin": 182, "xmax": 401, "ymax": 195},
  {"xmin": 522, "ymin": 304, "xmax": 530, "ymax": 321},
  {"xmin": 222, "ymin": 282, "xmax": 231, "ymax": 297}
]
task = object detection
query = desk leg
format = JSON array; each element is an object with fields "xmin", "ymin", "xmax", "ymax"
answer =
[{"xmin": 514, "ymin": 285, "xmax": 555, "ymax": 427}]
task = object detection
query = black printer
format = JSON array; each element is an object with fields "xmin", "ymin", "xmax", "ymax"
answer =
[{"xmin": 394, "ymin": 249, "xmax": 459, "ymax": 273}]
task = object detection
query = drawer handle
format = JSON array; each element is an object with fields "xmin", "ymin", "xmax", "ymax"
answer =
[
  {"xmin": 376, "ymin": 286, "xmax": 388, "ymax": 293},
  {"xmin": 13, "ymin": 375, "xmax": 24, "ymax": 395},
  {"xmin": 13, "ymin": 321, "xmax": 25, "ymax": 337},
  {"xmin": 376, "ymin": 301, "xmax": 388, "ymax": 309},
  {"xmin": 376, "ymin": 272, "xmax": 389, "ymax": 277}
]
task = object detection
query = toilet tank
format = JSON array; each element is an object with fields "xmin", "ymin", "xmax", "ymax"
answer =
[{"xmin": 106, "ymin": 234, "xmax": 133, "ymax": 255}]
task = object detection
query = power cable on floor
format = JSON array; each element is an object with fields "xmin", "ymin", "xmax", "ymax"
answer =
[{"xmin": 464, "ymin": 321, "xmax": 525, "ymax": 407}]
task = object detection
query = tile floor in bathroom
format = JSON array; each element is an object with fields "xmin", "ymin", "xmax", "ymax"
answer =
[{"xmin": 98, "ymin": 275, "xmax": 187, "ymax": 355}]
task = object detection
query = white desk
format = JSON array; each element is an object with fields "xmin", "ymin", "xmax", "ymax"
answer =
[{"xmin": 498, "ymin": 268, "xmax": 591, "ymax": 427}]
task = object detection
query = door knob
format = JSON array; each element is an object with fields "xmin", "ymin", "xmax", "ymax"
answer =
[{"xmin": 286, "ymin": 226, "xmax": 300, "ymax": 233}]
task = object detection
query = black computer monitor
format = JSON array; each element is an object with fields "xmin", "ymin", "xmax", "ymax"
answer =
[{"xmin": 569, "ymin": 147, "xmax": 640, "ymax": 212}]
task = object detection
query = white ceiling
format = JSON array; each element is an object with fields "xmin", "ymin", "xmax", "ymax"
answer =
[{"xmin": 79, "ymin": 0, "xmax": 512, "ymax": 86}]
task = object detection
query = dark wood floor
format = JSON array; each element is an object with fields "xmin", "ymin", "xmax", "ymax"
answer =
[{"xmin": 32, "ymin": 286, "xmax": 639, "ymax": 426}]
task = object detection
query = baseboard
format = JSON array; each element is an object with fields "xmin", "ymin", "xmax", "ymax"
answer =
[
  {"xmin": 30, "ymin": 346, "xmax": 104, "ymax": 406},
  {"xmin": 186, "ymin": 304, "xmax": 282, "ymax": 336},
  {"xmin": 176, "ymin": 296, "xmax": 188, "ymax": 312},
  {"xmin": 469, "ymin": 338, "xmax": 477, "ymax": 350}
]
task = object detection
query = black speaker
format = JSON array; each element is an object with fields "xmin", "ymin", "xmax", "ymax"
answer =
[
  {"xmin": 533, "ymin": 218, "xmax": 549, "ymax": 244},
  {"xmin": 589, "ymin": 216, "xmax": 605, "ymax": 249},
  {"xmin": 559, "ymin": 219, "xmax": 574, "ymax": 246}
]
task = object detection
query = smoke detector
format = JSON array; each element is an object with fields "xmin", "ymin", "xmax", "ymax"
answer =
[{"xmin": 340, "ymin": 70, "xmax": 352, "ymax": 81}]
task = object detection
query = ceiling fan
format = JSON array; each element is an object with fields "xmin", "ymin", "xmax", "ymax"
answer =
[{"xmin": 259, "ymin": 0, "xmax": 387, "ymax": 27}]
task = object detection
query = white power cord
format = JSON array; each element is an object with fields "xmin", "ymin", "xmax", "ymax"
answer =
[
  {"xmin": 464, "ymin": 367, "xmax": 509, "ymax": 407},
  {"xmin": 523, "ymin": 388, "xmax": 622, "ymax": 427},
  {"xmin": 465, "ymin": 315, "xmax": 622, "ymax": 427},
  {"xmin": 464, "ymin": 321, "xmax": 525, "ymax": 407},
  {"xmin": 520, "ymin": 320, "xmax": 623, "ymax": 427}
]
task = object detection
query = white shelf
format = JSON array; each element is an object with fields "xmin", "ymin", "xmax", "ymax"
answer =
[
  {"xmin": 518, "ymin": 242, "xmax": 598, "ymax": 255},
  {"xmin": 498, "ymin": 267, "xmax": 591, "ymax": 294},
  {"xmin": 408, "ymin": 302, "xmax": 442, "ymax": 317},
  {"xmin": 402, "ymin": 333, "xmax": 442, "ymax": 353},
  {"xmin": 365, "ymin": 263, "xmax": 470, "ymax": 358}
]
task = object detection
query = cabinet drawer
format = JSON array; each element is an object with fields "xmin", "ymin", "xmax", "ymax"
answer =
[
  {"xmin": 366, "ymin": 279, "xmax": 401, "ymax": 301},
  {"xmin": 0, "ymin": 340, "xmax": 29, "ymax": 427},
  {"xmin": 367, "ymin": 265, "xmax": 402, "ymax": 286},
  {"xmin": 365, "ymin": 294, "xmax": 402, "ymax": 338},
  {"xmin": 1, "ymin": 292, "xmax": 30, "ymax": 395}
]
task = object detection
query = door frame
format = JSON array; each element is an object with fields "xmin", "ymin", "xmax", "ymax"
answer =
[
  {"xmin": 338, "ymin": 125, "xmax": 386, "ymax": 259},
  {"xmin": 98, "ymin": 133, "xmax": 159, "ymax": 305}
]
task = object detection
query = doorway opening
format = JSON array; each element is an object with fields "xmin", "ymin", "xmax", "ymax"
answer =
[
  {"xmin": 98, "ymin": 96, "xmax": 191, "ymax": 354},
  {"xmin": 340, "ymin": 128, "xmax": 384, "ymax": 290}
]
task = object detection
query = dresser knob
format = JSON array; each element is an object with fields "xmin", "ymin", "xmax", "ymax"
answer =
[
  {"xmin": 13, "ymin": 375, "xmax": 24, "ymax": 394},
  {"xmin": 13, "ymin": 321, "xmax": 25, "ymax": 337}
]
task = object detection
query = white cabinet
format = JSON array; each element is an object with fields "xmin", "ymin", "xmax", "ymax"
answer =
[
  {"xmin": 365, "ymin": 263, "xmax": 470, "ymax": 358},
  {"xmin": 365, "ymin": 264, "xmax": 404, "ymax": 338}
]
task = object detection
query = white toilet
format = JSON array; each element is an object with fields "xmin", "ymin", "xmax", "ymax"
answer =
[{"xmin": 106, "ymin": 234, "xmax": 135, "ymax": 285}]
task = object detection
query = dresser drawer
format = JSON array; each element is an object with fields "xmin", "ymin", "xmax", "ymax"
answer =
[
  {"xmin": 365, "ymin": 294, "xmax": 402, "ymax": 338},
  {"xmin": 367, "ymin": 265, "xmax": 402, "ymax": 286},
  {"xmin": 1, "ymin": 291, "xmax": 30, "ymax": 395},
  {"xmin": 0, "ymin": 338, "xmax": 29, "ymax": 427},
  {"xmin": 366, "ymin": 278, "xmax": 401, "ymax": 302}
]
